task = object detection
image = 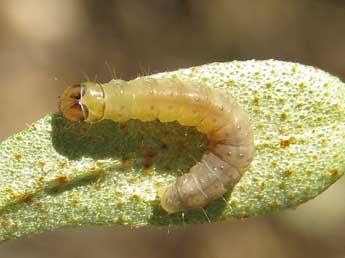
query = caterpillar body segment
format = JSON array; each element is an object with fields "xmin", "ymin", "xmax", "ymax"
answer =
[{"xmin": 59, "ymin": 77, "xmax": 255, "ymax": 214}]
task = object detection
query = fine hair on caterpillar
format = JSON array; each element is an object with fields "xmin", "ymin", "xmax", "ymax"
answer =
[{"xmin": 59, "ymin": 77, "xmax": 255, "ymax": 214}]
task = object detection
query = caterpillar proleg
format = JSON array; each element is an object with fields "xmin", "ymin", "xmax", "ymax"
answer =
[{"xmin": 59, "ymin": 77, "xmax": 255, "ymax": 214}]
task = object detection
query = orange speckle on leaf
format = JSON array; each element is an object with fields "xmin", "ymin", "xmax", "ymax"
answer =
[
  {"xmin": 253, "ymin": 96, "xmax": 260, "ymax": 105},
  {"xmin": 283, "ymin": 168, "xmax": 293, "ymax": 177},
  {"xmin": 55, "ymin": 174, "xmax": 68, "ymax": 185},
  {"xmin": 280, "ymin": 136, "xmax": 292, "ymax": 148},
  {"xmin": 260, "ymin": 182, "xmax": 266, "ymax": 190},
  {"xmin": 143, "ymin": 149, "xmax": 157, "ymax": 173}
]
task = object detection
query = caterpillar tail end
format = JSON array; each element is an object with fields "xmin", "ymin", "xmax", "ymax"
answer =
[{"xmin": 158, "ymin": 185, "xmax": 185, "ymax": 214}]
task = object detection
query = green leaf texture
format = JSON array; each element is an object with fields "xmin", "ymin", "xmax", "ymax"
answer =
[{"xmin": 1, "ymin": 60, "xmax": 344, "ymax": 241}]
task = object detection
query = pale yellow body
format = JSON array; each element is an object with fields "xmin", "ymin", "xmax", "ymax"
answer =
[{"xmin": 60, "ymin": 77, "xmax": 255, "ymax": 213}]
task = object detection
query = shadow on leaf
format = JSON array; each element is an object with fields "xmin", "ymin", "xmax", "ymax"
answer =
[{"xmin": 51, "ymin": 113, "xmax": 208, "ymax": 172}]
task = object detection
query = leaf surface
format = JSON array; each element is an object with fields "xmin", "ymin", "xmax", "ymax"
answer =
[{"xmin": 1, "ymin": 60, "xmax": 344, "ymax": 241}]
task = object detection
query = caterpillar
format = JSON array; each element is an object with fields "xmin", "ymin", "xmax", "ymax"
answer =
[{"xmin": 59, "ymin": 77, "xmax": 255, "ymax": 214}]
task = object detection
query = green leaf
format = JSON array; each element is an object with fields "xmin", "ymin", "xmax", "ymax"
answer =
[{"xmin": 1, "ymin": 60, "xmax": 344, "ymax": 241}]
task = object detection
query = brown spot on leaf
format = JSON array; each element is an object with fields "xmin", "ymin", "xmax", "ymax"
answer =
[
  {"xmin": 143, "ymin": 149, "xmax": 157, "ymax": 173},
  {"xmin": 14, "ymin": 153, "xmax": 22, "ymax": 160},
  {"xmin": 280, "ymin": 136, "xmax": 292, "ymax": 148},
  {"xmin": 260, "ymin": 182, "xmax": 266, "ymax": 190},
  {"xmin": 253, "ymin": 96, "xmax": 260, "ymax": 105},
  {"xmin": 330, "ymin": 169, "xmax": 340, "ymax": 178},
  {"xmin": 56, "ymin": 174, "xmax": 68, "ymax": 185},
  {"xmin": 19, "ymin": 193, "xmax": 34, "ymax": 203},
  {"xmin": 280, "ymin": 113, "xmax": 288, "ymax": 121}
]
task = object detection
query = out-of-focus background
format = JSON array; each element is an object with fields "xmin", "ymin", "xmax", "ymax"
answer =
[{"xmin": 0, "ymin": 0, "xmax": 345, "ymax": 257}]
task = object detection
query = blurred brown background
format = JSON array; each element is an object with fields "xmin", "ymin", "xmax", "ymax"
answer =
[{"xmin": 0, "ymin": 0, "xmax": 345, "ymax": 257}]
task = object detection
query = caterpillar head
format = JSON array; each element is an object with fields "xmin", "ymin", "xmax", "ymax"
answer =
[{"xmin": 59, "ymin": 82, "xmax": 105, "ymax": 123}]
